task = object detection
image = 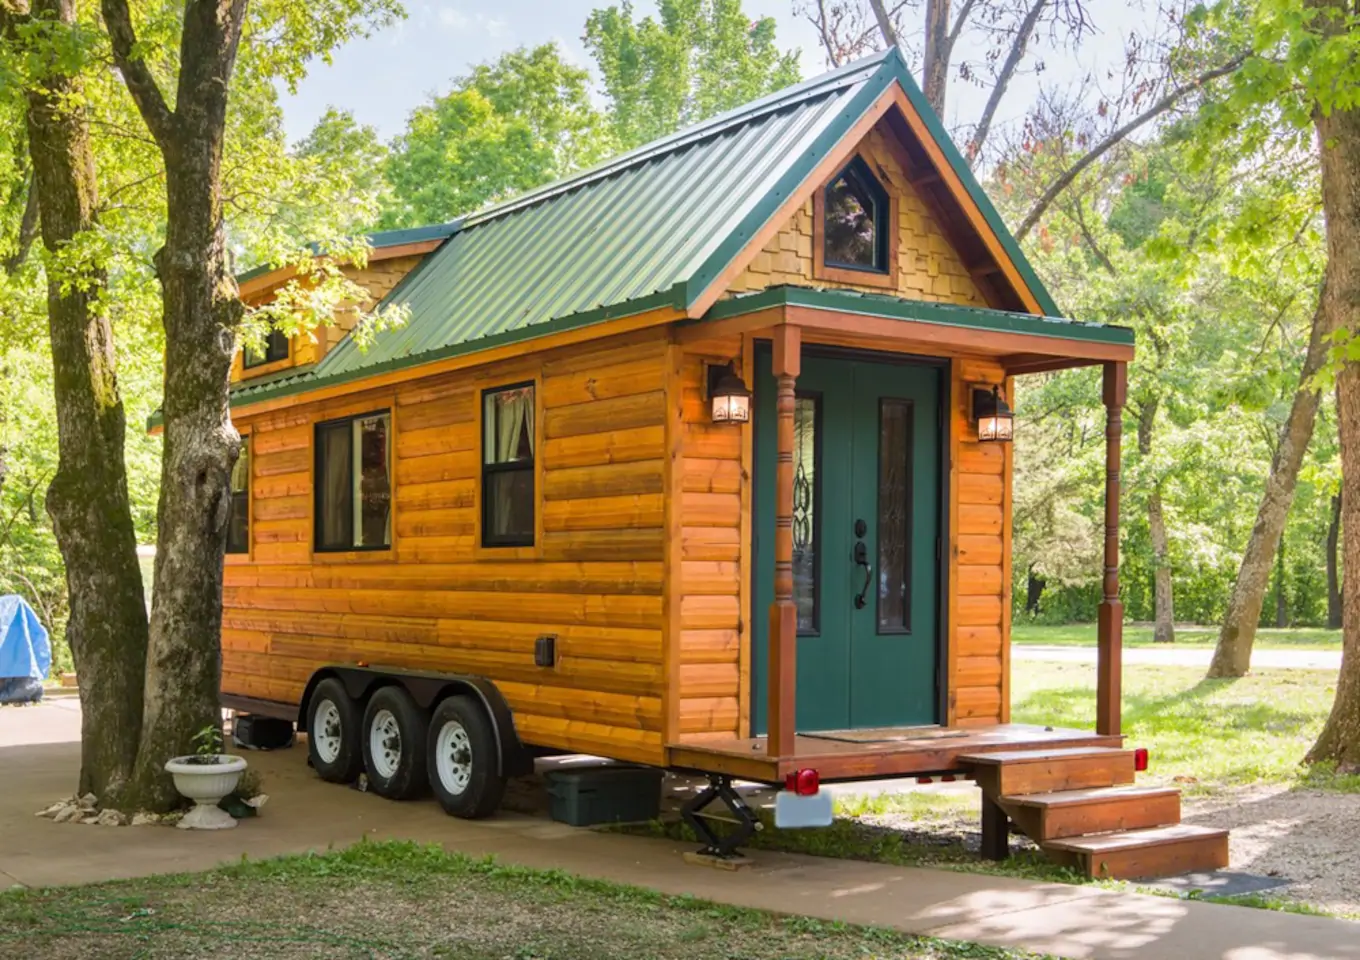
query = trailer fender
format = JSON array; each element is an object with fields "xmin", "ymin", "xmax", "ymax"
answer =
[{"xmin": 297, "ymin": 666, "xmax": 532, "ymax": 777}]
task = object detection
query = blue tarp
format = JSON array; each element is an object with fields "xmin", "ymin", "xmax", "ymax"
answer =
[{"xmin": 0, "ymin": 595, "xmax": 50, "ymax": 703}]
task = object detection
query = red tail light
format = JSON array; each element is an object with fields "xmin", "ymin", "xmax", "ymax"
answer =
[
  {"xmin": 784, "ymin": 768, "xmax": 820, "ymax": 796},
  {"xmin": 1134, "ymin": 747, "xmax": 1149, "ymax": 772}
]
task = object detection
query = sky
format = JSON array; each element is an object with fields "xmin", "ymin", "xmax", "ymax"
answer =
[{"xmin": 278, "ymin": 0, "xmax": 1150, "ymax": 147}]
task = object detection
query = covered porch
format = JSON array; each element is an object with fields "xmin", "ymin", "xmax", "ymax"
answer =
[{"xmin": 669, "ymin": 285, "xmax": 1136, "ymax": 782}]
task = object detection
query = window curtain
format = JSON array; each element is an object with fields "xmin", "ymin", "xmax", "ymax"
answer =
[
  {"xmin": 493, "ymin": 390, "xmax": 532, "ymax": 535},
  {"xmin": 320, "ymin": 425, "xmax": 351, "ymax": 548}
]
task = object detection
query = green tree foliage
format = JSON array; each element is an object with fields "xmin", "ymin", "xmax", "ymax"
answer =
[
  {"xmin": 584, "ymin": 0, "xmax": 800, "ymax": 150},
  {"xmin": 1005, "ymin": 110, "xmax": 1329, "ymax": 629},
  {"xmin": 380, "ymin": 43, "xmax": 610, "ymax": 228},
  {"xmin": 0, "ymin": 0, "xmax": 400, "ymax": 732}
]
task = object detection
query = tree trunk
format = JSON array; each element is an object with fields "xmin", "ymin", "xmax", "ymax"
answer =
[
  {"xmin": 1274, "ymin": 537, "xmax": 1288, "ymax": 628},
  {"xmin": 1025, "ymin": 563, "xmax": 1045, "ymax": 615},
  {"xmin": 103, "ymin": 0, "xmax": 248, "ymax": 809},
  {"xmin": 1207, "ymin": 292, "xmax": 1334, "ymax": 677},
  {"xmin": 1305, "ymin": 84, "xmax": 1360, "ymax": 772},
  {"xmin": 921, "ymin": 0, "xmax": 950, "ymax": 117},
  {"xmin": 1328, "ymin": 492, "xmax": 1342, "ymax": 630},
  {"xmin": 1137, "ymin": 399, "xmax": 1175, "ymax": 643},
  {"xmin": 8, "ymin": 0, "xmax": 149, "ymax": 806},
  {"xmin": 2, "ymin": 173, "xmax": 40, "ymax": 274}
]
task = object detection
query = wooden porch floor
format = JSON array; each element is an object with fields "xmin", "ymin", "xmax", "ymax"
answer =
[{"xmin": 667, "ymin": 724, "xmax": 1124, "ymax": 784}]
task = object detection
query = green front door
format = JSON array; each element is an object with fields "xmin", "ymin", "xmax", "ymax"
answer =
[{"xmin": 752, "ymin": 349, "xmax": 941, "ymax": 733}]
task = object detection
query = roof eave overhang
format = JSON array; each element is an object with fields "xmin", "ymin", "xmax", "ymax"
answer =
[{"xmin": 685, "ymin": 286, "xmax": 1133, "ymax": 371}]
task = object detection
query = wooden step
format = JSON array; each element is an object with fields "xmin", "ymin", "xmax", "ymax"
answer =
[
  {"xmin": 1043, "ymin": 824, "xmax": 1230, "ymax": 880},
  {"xmin": 1002, "ymin": 785, "xmax": 1181, "ymax": 841},
  {"xmin": 960, "ymin": 747, "xmax": 1136, "ymax": 796}
]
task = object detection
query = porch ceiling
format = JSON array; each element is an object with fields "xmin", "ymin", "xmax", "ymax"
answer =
[{"xmin": 689, "ymin": 285, "xmax": 1135, "ymax": 372}]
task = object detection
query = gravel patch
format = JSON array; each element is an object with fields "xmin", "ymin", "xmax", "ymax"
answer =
[
  {"xmin": 765, "ymin": 781, "xmax": 1360, "ymax": 917},
  {"xmin": 1183, "ymin": 786, "xmax": 1360, "ymax": 916}
]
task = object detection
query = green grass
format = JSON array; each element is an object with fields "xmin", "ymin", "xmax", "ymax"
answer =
[
  {"xmin": 1012, "ymin": 623, "xmax": 1341, "ymax": 650},
  {"xmin": 0, "ymin": 840, "xmax": 1056, "ymax": 960},
  {"xmin": 1012, "ymin": 661, "xmax": 1360, "ymax": 793}
]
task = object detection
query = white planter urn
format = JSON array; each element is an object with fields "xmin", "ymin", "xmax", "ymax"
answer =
[{"xmin": 164, "ymin": 755, "xmax": 247, "ymax": 830}]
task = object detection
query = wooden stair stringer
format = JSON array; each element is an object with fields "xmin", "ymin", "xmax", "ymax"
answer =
[{"xmin": 958, "ymin": 746, "xmax": 1229, "ymax": 880}]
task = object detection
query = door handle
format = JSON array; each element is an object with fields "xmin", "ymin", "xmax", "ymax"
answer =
[{"xmin": 853, "ymin": 540, "xmax": 871, "ymax": 610}]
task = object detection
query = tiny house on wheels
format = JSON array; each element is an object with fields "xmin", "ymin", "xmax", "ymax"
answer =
[{"xmin": 215, "ymin": 50, "xmax": 1227, "ymax": 879}]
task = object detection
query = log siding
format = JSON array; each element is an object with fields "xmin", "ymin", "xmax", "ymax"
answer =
[{"xmin": 224, "ymin": 329, "xmax": 674, "ymax": 765}]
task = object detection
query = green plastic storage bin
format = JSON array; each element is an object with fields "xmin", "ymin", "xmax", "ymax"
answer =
[{"xmin": 544, "ymin": 765, "xmax": 664, "ymax": 826}]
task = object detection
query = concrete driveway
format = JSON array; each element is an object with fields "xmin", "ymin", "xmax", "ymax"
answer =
[{"xmin": 3, "ymin": 696, "xmax": 1357, "ymax": 960}]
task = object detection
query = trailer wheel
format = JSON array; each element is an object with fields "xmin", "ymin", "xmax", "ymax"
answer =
[
  {"xmin": 427, "ymin": 695, "xmax": 505, "ymax": 819},
  {"xmin": 361, "ymin": 686, "xmax": 429, "ymax": 800},
  {"xmin": 306, "ymin": 678, "xmax": 362, "ymax": 784}
]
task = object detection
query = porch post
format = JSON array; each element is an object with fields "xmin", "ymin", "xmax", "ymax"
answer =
[
  {"xmin": 1097, "ymin": 361, "xmax": 1127, "ymax": 737},
  {"xmin": 768, "ymin": 324, "xmax": 801, "ymax": 758}
]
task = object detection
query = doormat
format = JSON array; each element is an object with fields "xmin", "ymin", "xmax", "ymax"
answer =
[{"xmin": 804, "ymin": 727, "xmax": 971, "ymax": 744}]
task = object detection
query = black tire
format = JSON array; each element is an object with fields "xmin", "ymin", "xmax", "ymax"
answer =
[
  {"xmin": 306, "ymin": 677, "xmax": 362, "ymax": 783},
  {"xmin": 361, "ymin": 686, "xmax": 429, "ymax": 800},
  {"xmin": 426, "ymin": 695, "xmax": 506, "ymax": 819}
]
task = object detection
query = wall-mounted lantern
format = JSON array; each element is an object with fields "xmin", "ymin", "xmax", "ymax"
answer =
[
  {"xmin": 971, "ymin": 385, "xmax": 1014, "ymax": 443},
  {"xmin": 707, "ymin": 362, "xmax": 751, "ymax": 424}
]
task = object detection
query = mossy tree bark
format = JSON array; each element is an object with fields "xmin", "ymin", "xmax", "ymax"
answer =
[
  {"xmin": 2, "ymin": 0, "xmax": 149, "ymax": 806},
  {"xmin": 1307, "ymin": 90, "xmax": 1360, "ymax": 771},
  {"xmin": 1328, "ymin": 492, "xmax": 1342, "ymax": 630},
  {"xmin": 102, "ymin": 0, "xmax": 247, "ymax": 809}
]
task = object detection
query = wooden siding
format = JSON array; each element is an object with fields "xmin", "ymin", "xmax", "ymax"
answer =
[
  {"xmin": 726, "ymin": 122, "xmax": 987, "ymax": 307},
  {"xmin": 674, "ymin": 335, "xmax": 748, "ymax": 742},
  {"xmin": 232, "ymin": 254, "xmax": 427, "ymax": 383},
  {"xmin": 223, "ymin": 328, "xmax": 672, "ymax": 765},
  {"xmin": 949, "ymin": 356, "xmax": 1009, "ymax": 726}
]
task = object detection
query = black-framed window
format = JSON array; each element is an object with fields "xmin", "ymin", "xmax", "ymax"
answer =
[
  {"xmin": 482, "ymin": 383, "xmax": 535, "ymax": 547},
  {"xmin": 243, "ymin": 328, "xmax": 289, "ymax": 369},
  {"xmin": 226, "ymin": 439, "xmax": 250, "ymax": 554},
  {"xmin": 315, "ymin": 411, "xmax": 392, "ymax": 552},
  {"xmin": 823, "ymin": 156, "xmax": 889, "ymax": 273}
]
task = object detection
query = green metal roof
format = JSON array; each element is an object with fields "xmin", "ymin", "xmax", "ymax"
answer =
[
  {"xmin": 702, "ymin": 285, "xmax": 1134, "ymax": 345},
  {"xmin": 228, "ymin": 48, "xmax": 1068, "ymax": 412}
]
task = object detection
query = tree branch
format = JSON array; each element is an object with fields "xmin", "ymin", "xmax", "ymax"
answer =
[
  {"xmin": 867, "ymin": 0, "xmax": 900, "ymax": 47},
  {"xmin": 2, "ymin": 174, "xmax": 39, "ymax": 275},
  {"xmin": 1071, "ymin": 200, "xmax": 1116, "ymax": 276},
  {"xmin": 966, "ymin": 0, "xmax": 1050, "ymax": 164},
  {"xmin": 920, "ymin": 0, "xmax": 950, "ymax": 116},
  {"xmin": 807, "ymin": 0, "xmax": 843, "ymax": 66},
  {"xmin": 945, "ymin": 0, "xmax": 978, "ymax": 61},
  {"xmin": 1015, "ymin": 51, "xmax": 1250, "ymax": 241},
  {"xmin": 99, "ymin": 0, "xmax": 176, "ymax": 144}
]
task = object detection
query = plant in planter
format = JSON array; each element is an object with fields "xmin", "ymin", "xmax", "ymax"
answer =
[{"xmin": 164, "ymin": 725, "xmax": 248, "ymax": 830}]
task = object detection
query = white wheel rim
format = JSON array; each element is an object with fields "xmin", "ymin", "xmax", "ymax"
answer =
[
  {"xmin": 435, "ymin": 720, "xmax": 473, "ymax": 796},
  {"xmin": 313, "ymin": 700, "xmax": 342, "ymax": 764},
  {"xmin": 369, "ymin": 709, "xmax": 402, "ymax": 780}
]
